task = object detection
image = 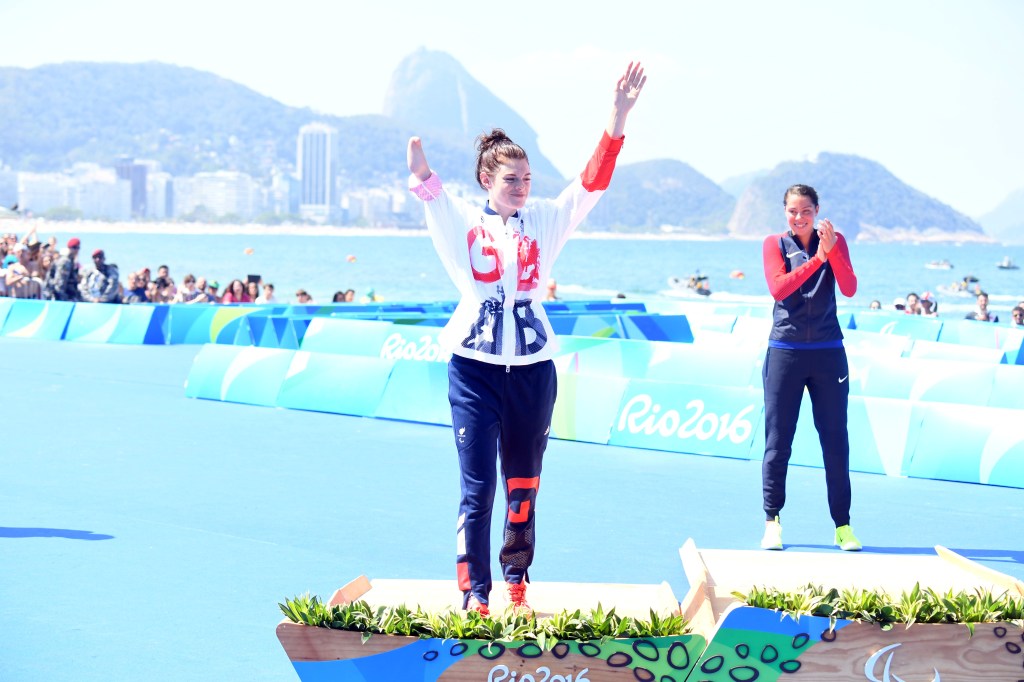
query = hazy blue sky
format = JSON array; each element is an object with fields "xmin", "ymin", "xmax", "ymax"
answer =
[{"xmin": 2, "ymin": 0, "xmax": 1021, "ymax": 217}]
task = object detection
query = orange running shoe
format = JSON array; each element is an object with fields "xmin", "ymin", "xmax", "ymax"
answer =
[
  {"xmin": 506, "ymin": 582, "xmax": 530, "ymax": 611},
  {"xmin": 466, "ymin": 595, "xmax": 490, "ymax": 617}
]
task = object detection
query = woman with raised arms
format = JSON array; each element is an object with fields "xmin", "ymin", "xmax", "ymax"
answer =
[{"xmin": 406, "ymin": 62, "xmax": 646, "ymax": 615}]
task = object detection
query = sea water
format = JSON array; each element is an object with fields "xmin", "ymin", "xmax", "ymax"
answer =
[{"xmin": 31, "ymin": 227, "xmax": 1024, "ymax": 317}]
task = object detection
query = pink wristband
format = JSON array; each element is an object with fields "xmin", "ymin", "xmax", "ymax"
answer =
[{"xmin": 409, "ymin": 172, "xmax": 442, "ymax": 201}]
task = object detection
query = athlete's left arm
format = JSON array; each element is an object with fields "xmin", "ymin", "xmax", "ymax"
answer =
[
  {"xmin": 581, "ymin": 62, "xmax": 646, "ymax": 192},
  {"xmin": 827, "ymin": 233, "xmax": 858, "ymax": 298}
]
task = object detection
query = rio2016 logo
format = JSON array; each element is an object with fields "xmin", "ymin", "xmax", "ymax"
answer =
[
  {"xmin": 379, "ymin": 333, "xmax": 449, "ymax": 362},
  {"xmin": 488, "ymin": 664, "xmax": 589, "ymax": 682},
  {"xmin": 616, "ymin": 394, "xmax": 754, "ymax": 444}
]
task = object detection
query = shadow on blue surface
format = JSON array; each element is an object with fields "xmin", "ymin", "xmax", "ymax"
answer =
[{"xmin": 0, "ymin": 527, "xmax": 115, "ymax": 540}]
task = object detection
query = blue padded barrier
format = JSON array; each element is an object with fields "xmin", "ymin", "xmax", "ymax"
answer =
[
  {"xmin": 167, "ymin": 305, "xmax": 259, "ymax": 345},
  {"xmin": 276, "ymin": 352, "xmax": 394, "ymax": 417},
  {"xmin": 906, "ymin": 402, "xmax": 1024, "ymax": 487},
  {"xmin": 559, "ymin": 337, "xmax": 761, "ymax": 388},
  {"xmin": 64, "ymin": 303, "xmax": 168, "ymax": 344},
  {"xmin": 747, "ymin": 395, "xmax": 919, "ymax": 478},
  {"xmin": 850, "ymin": 312, "xmax": 942, "ymax": 341},
  {"xmin": 301, "ymin": 317, "xmax": 448, "ymax": 359},
  {"xmin": 1, "ymin": 299, "xmax": 75, "ymax": 339},
  {"xmin": 607, "ymin": 380, "xmax": 762, "ymax": 460},
  {"xmin": 374, "ymin": 360, "xmax": 452, "ymax": 426},
  {"xmin": 843, "ymin": 329, "xmax": 912, "ymax": 358},
  {"xmin": 617, "ymin": 314, "xmax": 694, "ymax": 343},
  {"xmin": 184, "ymin": 345, "xmax": 295, "ymax": 406},
  {"xmin": 847, "ymin": 355, "xmax": 998, "ymax": 404},
  {"xmin": 548, "ymin": 314, "xmax": 623, "ymax": 339},
  {"xmin": 0, "ymin": 298, "xmax": 14, "ymax": 329}
]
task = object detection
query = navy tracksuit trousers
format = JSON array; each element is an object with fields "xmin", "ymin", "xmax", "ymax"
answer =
[
  {"xmin": 762, "ymin": 346, "xmax": 852, "ymax": 527},
  {"xmin": 448, "ymin": 354, "xmax": 557, "ymax": 607}
]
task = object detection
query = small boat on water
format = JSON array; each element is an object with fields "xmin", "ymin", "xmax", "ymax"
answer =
[
  {"xmin": 996, "ymin": 256, "xmax": 1019, "ymax": 270},
  {"xmin": 925, "ymin": 259, "xmax": 954, "ymax": 270},
  {"xmin": 667, "ymin": 272, "xmax": 711, "ymax": 297}
]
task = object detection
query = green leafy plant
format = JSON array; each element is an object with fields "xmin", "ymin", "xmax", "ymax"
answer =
[
  {"xmin": 279, "ymin": 594, "xmax": 689, "ymax": 648},
  {"xmin": 733, "ymin": 583, "xmax": 1024, "ymax": 633}
]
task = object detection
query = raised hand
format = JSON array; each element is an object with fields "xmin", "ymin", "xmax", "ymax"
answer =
[
  {"xmin": 407, "ymin": 137, "xmax": 431, "ymax": 182},
  {"xmin": 607, "ymin": 62, "xmax": 646, "ymax": 139},
  {"xmin": 613, "ymin": 61, "xmax": 646, "ymax": 112}
]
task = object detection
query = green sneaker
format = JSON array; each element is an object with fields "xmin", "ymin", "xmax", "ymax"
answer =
[
  {"xmin": 760, "ymin": 516, "xmax": 783, "ymax": 550},
  {"xmin": 835, "ymin": 525, "xmax": 862, "ymax": 551}
]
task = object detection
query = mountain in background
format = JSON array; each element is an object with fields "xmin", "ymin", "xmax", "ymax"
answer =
[
  {"xmin": 0, "ymin": 57, "xmax": 992, "ymax": 238},
  {"xmin": 383, "ymin": 48, "xmax": 561, "ymax": 185},
  {"xmin": 0, "ymin": 61, "xmax": 467, "ymax": 188},
  {"xmin": 727, "ymin": 153, "xmax": 988, "ymax": 242},
  {"xmin": 585, "ymin": 159, "xmax": 735, "ymax": 233},
  {"xmin": 978, "ymin": 187, "xmax": 1024, "ymax": 244},
  {"xmin": 719, "ymin": 169, "xmax": 769, "ymax": 198}
]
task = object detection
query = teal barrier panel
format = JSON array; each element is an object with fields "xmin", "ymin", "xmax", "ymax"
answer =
[
  {"xmin": 284, "ymin": 318, "xmax": 309, "ymax": 349},
  {"xmin": 232, "ymin": 315, "xmax": 257, "ymax": 346},
  {"xmin": 64, "ymin": 303, "xmax": 166, "ymax": 344},
  {"xmin": 550, "ymin": 372, "xmax": 630, "ymax": 445},
  {"xmin": 850, "ymin": 312, "xmax": 942, "ymax": 341},
  {"xmin": 748, "ymin": 395, "xmax": 919, "ymax": 477},
  {"xmin": 0, "ymin": 298, "xmax": 14, "ymax": 329},
  {"xmin": 301, "ymin": 317, "xmax": 448, "ymax": 359},
  {"xmin": 906, "ymin": 402, "xmax": 1024, "ymax": 488},
  {"xmin": 686, "ymin": 313, "xmax": 737, "ymax": 335},
  {"xmin": 184, "ymin": 344, "xmax": 295, "ymax": 406},
  {"xmin": 731, "ymin": 315, "xmax": 772, "ymax": 343},
  {"xmin": 938, "ymin": 318, "xmax": 1016, "ymax": 348},
  {"xmin": 618, "ymin": 314, "xmax": 694, "ymax": 342},
  {"xmin": 1, "ymin": 299, "xmax": 74, "ymax": 339},
  {"xmin": 908, "ymin": 339, "xmax": 1006, "ymax": 364},
  {"xmin": 991, "ymin": 327, "xmax": 1024, "ymax": 365},
  {"xmin": 847, "ymin": 355, "xmax": 998, "ymax": 404},
  {"xmin": 168, "ymin": 305, "xmax": 258, "ymax": 345},
  {"xmin": 608, "ymin": 380, "xmax": 762, "ymax": 459},
  {"xmin": 989, "ymin": 365, "xmax": 1024, "ymax": 409},
  {"xmin": 843, "ymin": 329, "xmax": 911, "ymax": 358},
  {"xmin": 560, "ymin": 336, "xmax": 761, "ymax": 387},
  {"xmin": 276, "ymin": 352, "xmax": 394, "ymax": 417},
  {"xmin": 374, "ymin": 359, "xmax": 452, "ymax": 426},
  {"xmin": 549, "ymin": 314, "xmax": 623, "ymax": 338}
]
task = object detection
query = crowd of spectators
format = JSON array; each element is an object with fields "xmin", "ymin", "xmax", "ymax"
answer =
[
  {"xmin": 0, "ymin": 231, "xmax": 357, "ymax": 306},
  {"xmin": 872, "ymin": 290, "xmax": 1024, "ymax": 327}
]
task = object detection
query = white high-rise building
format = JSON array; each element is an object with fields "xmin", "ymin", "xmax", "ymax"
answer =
[
  {"xmin": 297, "ymin": 122, "xmax": 337, "ymax": 222},
  {"xmin": 192, "ymin": 171, "xmax": 260, "ymax": 219}
]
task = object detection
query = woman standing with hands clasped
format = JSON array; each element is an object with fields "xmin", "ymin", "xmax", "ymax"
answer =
[
  {"xmin": 406, "ymin": 62, "xmax": 646, "ymax": 615},
  {"xmin": 760, "ymin": 185, "xmax": 861, "ymax": 552}
]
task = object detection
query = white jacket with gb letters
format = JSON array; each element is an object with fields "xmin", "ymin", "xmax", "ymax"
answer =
[{"xmin": 409, "ymin": 132, "xmax": 624, "ymax": 367}]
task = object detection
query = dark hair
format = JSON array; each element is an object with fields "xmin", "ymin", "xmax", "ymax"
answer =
[
  {"xmin": 783, "ymin": 184, "xmax": 819, "ymax": 208},
  {"xmin": 475, "ymin": 128, "xmax": 528, "ymax": 190},
  {"xmin": 332, "ymin": 291, "xmax": 346, "ymax": 302}
]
